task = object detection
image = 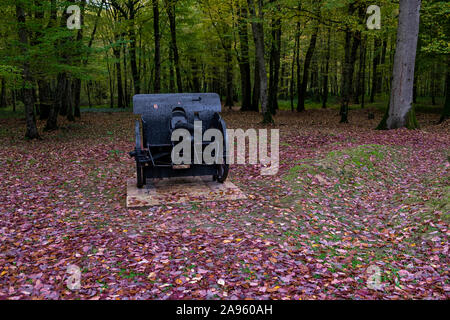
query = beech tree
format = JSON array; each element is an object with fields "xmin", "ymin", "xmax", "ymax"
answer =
[
  {"xmin": 247, "ymin": 0, "xmax": 272, "ymax": 123},
  {"xmin": 381, "ymin": 0, "xmax": 422, "ymax": 129}
]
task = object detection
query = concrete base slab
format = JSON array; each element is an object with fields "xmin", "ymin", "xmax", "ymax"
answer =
[{"xmin": 127, "ymin": 176, "xmax": 247, "ymax": 207}]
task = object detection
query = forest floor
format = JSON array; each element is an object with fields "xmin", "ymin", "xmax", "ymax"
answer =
[{"xmin": 0, "ymin": 104, "xmax": 449, "ymax": 299}]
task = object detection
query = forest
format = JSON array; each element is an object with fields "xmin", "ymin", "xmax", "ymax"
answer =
[
  {"xmin": 0, "ymin": 0, "xmax": 448, "ymax": 133},
  {"xmin": 0, "ymin": 0, "xmax": 449, "ymax": 300}
]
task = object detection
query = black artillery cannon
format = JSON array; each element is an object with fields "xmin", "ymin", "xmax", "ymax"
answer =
[{"xmin": 129, "ymin": 93, "xmax": 229, "ymax": 188}]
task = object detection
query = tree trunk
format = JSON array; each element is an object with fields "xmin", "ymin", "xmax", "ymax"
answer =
[
  {"xmin": 322, "ymin": 28, "xmax": 331, "ymax": 109},
  {"xmin": 438, "ymin": 62, "xmax": 449, "ymax": 124},
  {"xmin": 297, "ymin": 24, "xmax": 318, "ymax": 112},
  {"xmin": 48, "ymin": 0, "xmax": 74, "ymax": 128},
  {"xmin": 167, "ymin": 0, "xmax": 182, "ymax": 93},
  {"xmin": 268, "ymin": 3, "xmax": 281, "ymax": 114},
  {"xmin": 380, "ymin": 38, "xmax": 387, "ymax": 93},
  {"xmin": 169, "ymin": 46, "xmax": 175, "ymax": 92},
  {"xmin": 252, "ymin": 59, "xmax": 260, "ymax": 111},
  {"xmin": 113, "ymin": 32, "xmax": 124, "ymax": 108},
  {"xmin": 122, "ymin": 38, "xmax": 130, "ymax": 107},
  {"xmin": 247, "ymin": 0, "xmax": 272, "ymax": 123},
  {"xmin": 0, "ymin": 77, "xmax": 6, "ymax": 108},
  {"xmin": 361, "ymin": 36, "xmax": 367, "ymax": 109},
  {"xmin": 153, "ymin": 0, "xmax": 161, "ymax": 93},
  {"xmin": 74, "ymin": 0, "xmax": 103, "ymax": 115},
  {"xmin": 382, "ymin": 0, "xmax": 421, "ymax": 130},
  {"xmin": 431, "ymin": 62, "xmax": 437, "ymax": 105},
  {"xmin": 290, "ymin": 33, "xmax": 298, "ymax": 112},
  {"xmin": 16, "ymin": 2, "xmax": 39, "ymax": 139},
  {"xmin": 224, "ymin": 42, "xmax": 234, "ymax": 107},
  {"xmin": 72, "ymin": 0, "xmax": 86, "ymax": 118},
  {"xmin": 340, "ymin": 29, "xmax": 360, "ymax": 123},
  {"xmin": 128, "ymin": 9, "xmax": 140, "ymax": 95},
  {"xmin": 370, "ymin": 38, "xmax": 381, "ymax": 103},
  {"xmin": 238, "ymin": 4, "xmax": 252, "ymax": 111},
  {"xmin": 66, "ymin": 79, "xmax": 74, "ymax": 121}
]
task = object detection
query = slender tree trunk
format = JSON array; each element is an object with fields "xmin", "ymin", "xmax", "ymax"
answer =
[
  {"xmin": 153, "ymin": 0, "xmax": 161, "ymax": 93},
  {"xmin": 0, "ymin": 77, "xmax": 6, "ymax": 108},
  {"xmin": 340, "ymin": 29, "xmax": 360, "ymax": 123},
  {"xmin": 290, "ymin": 32, "xmax": 298, "ymax": 112},
  {"xmin": 438, "ymin": 61, "xmax": 449, "ymax": 124},
  {"xmin": 66, "ymin": 79, "xmax": 74, "ymax": 121},
  {"xmin": 252, "ymin": 59, "xmax": 260, "ymax": 111},
  {"xmin": 11, "ymin": 89, "xmax": 16, "ymax": 112},
  {"xmin": 431, "ymin": 62, "xmax": 437, "ymax": 105},
  {"xmin": 16, "ymin": 1, "xmax": 39, "ymax": 139},
  {"xmin": 322, "ymin": 28, "xmax": 331, "ymax": 109},
  {"xmin": 72, "ymin": 0, "xmax": 86, "ymax": 119},
  {"xmin": 122, "ymin": 39, "xmax": 130, "ymax": 107},
  {"xmin": 167, "ymin": 0, "xmax": 183, "ymax": 92},
  {"xmin": 297, "ymin": 24, "xmax": 318, "ymax": 112},
  {"xmin": 268, "ymin": 3, "xmax": 281, "ymax": 114},
  {"xmin": 370, "ymin": 38, "xmax": 381, "ymax": 103},
  {"xmin": 381, "ymin": 0, "xmax": 421, "ymax": 130},
  {"xmin": 86, "ymin": 81, "xmax": 92, "ymax": 108},
  {"xmin": 113, "ymin": 31, "xmax": 124, "ymax": 108},
  {"xmin": 248, "ymin": 0, "xmax": 272, "ymax": 123},
  {"xmin": 169, "ymin": 44, "xmax": 175, "ymax": 92},
  {"xmin": 380, "ymin": 38, "xmax": 387, "ymax": 93},
  {"xmin": 361, "ymin": 36, "xmax": 367, "ymax": 108},
  {"xmin": 128, "ymin": 9, "xmax": 140, "ymax": 95},
  {"xmin": 295, "ymin": 23, "xmax": 301, "ymax": 111},
  {"xmin": 74, "ymin": 0, "xmax": 103, "ymax": 116},
  {"xmin": 224, "ymin": 41, "xmax": 234, "ymax": 107},
  {"xmin": 238, "ymin": 4, "xmax": 252, "ymax": 111},
  {"xmin": 48, "ymin": 0, "xmax": 74, "ymax": 129}
]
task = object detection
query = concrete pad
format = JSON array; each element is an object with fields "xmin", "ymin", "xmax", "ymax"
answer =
[{"xmin": 127, "ymin": 176, "xmax": 247, "ymax": 207}]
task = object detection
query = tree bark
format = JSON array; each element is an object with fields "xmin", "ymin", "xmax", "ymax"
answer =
[
  {"xmin": 370, "ymin": 38, "xmax": 381, "ymax": 103},
  {"xmin": 252, "ymin": 59, "xmax": 260, "ymax": 111},
  {"xmin": 167, "ymin": 0, "xmax": 183, "ymax": 92},
  {"xmin": 384, "ymin": 0, "xmax": 421, "ymax": 130},
  {"xmin": 289, "ymin": 32, "xmax": 298, "ymax": 112},
  {"xmin": 237, "ymin": 4, "xmax": 252, "ymax": 111},
  {"xmin": 153, "ymin": 0, "xmax": 161, "ymax": 93},
  {"xmin": 297, "ymin": 24, "xmax": 318, "ymax": 112},
  {"xmin": 16, "ymin": 1, "xmax": 39, "ymax": 139},
  {"xmin": 128, "ymin": 8, "xmax": 140, "ymax": 95},
  {"xmin": 438, "ymin": 62, "xmax": 449, "ymax": 124},
  {"xmin": 47, "ymin": 0, "xmax": 74, "ymax": 129},
  {"xmin": 74, "ymin": 0, "xmax": 104, "ymax": 116},
  {"xmin": 322, "ymin": 28, "xmax": 331, "ymax": 109},
  {"xmin": 340, "ymin": 29, "xmax": 360, "ymax": 123},
  {"xmin": 360, "ymin": 36, "xmax": 367, "ymax": 109},
  {"xmin": 66, "ymin": 79, "xmax": 74, "ymax": 121},
  {"xmin": 247, "ymin": 0, "xmax": 272, "ymax": 123},
  {"xmin": 0, "ymin": 77, "xmax": 6, "ymax": 108},
  {"xmin": 268, "ymin": 2, "xmax": 281, "ymax": 114}
]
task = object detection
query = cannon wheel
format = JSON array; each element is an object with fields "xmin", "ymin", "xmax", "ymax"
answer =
[
  {"xmin": 214, "ymin": 118, "xmax": 229, "ymax": 183},
  {"xmin": 216, "ymin": 163, "xmax": 229, "ymax": 183},
  {"xmin": 136, "ymin": 164, "xmax": 144, "ymax": 189},
  {"xmin": 135, "ymin": 120, "xmax": 145, "ymax": 188}
]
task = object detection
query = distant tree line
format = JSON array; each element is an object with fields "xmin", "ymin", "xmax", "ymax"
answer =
[{"xmin": 0, "ymin": 0, "xmax": 448, "ymax": 138}]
